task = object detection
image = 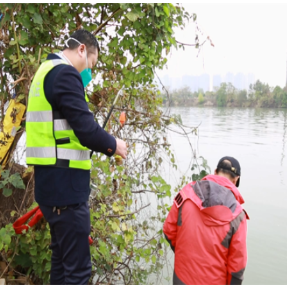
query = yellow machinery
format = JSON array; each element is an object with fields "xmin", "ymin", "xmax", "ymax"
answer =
[{"xmin": 0, "ymin": 100, "xmax": 26, "ymax": 167}]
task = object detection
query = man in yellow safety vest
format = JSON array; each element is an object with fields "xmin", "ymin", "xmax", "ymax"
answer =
[{"xmin": 26, "ymin": 29, "xmax": 127, "ymax": 284}]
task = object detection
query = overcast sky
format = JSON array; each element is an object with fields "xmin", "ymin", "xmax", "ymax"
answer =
[{"xmin": 156, "ymin": 2, "xmax": 287, "ymax": 88}]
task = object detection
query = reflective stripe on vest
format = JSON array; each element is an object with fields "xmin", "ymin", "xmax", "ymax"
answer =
[
  {"xmin": 26, "ymin": 59, "xmax": 91, "ymax": 170},
  {"xmin": 26, "ymin": 111, "xmax": 72, "ymax": 131},
  {"xmin": 54, "ymin": 119, "xmax": 72, "ymax": 131},
  {"xmin": 26, "ymin": 147, "xmax": 55, "ymax": 158},
  {"xmin": 26, "ymin": 147, "xmax": 90, "ymax": 161},
  {"xmin": 58, "ymin": 148, "xmax": 90, "ymax": 161},
  {"xmin": 26, "ymin": 111, "xmax": 52, "ymax": 122}
]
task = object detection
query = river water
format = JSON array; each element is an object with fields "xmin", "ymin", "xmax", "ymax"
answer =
[
  {"xmin": 15, "ymin": 106, "xmax": 287, "ymax": 284},
  {"xmin": 160, "ymin": 107, "xmax": 287, "ymax": 285}
]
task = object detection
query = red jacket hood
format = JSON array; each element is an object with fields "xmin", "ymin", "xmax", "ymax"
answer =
[
  {"xmin": 202, "ymin": 174, "xmax": 245, "ymax": 204},
  {"xmin": 176, "ymin": 175, "xmax": 246, "ymax": 226}
]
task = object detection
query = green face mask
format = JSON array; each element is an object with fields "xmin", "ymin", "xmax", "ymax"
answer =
[
  {"xmin": 65, "ymin": 37, "xmax": 92, "ymax": 88},
  {"xmin": 80, "ymin": 48, "xmax": 92, "ymax": 88}
]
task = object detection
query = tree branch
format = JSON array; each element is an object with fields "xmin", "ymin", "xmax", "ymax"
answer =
[
  {"xmin": 93, "ymin": 8, "xmax": 122, "ymax": 35},
  {"xmin": 116, "ymin": 261, "xmax": 132, "ymax": 285},
  {"xmin": 106, "ymin": 203, "xmax": 150, "ymax": 218},
  {"xmin": 131, "ymin": 189, "xmax": 164, "ymax": 194},
  {"xmin": 154, "ymin": 69, "xmax": 172, "ymax": 111},
  {"xmin": 176, "ymin": 39, "xmax": 198, "ymax": 47},
  {"xmin": 175, "ymin": 37, "xmax": 214, "ymax": 48},
  {"xmin": 11, "ymin": 5, "xmax": 22, "ymax": 75},
  {"xmin": 9, "ymin": 77, "xmax": 28, "ymax": 92},
  {"xmin": 128, "ymin": 63, "xmax": 141, "ymax": 70}
]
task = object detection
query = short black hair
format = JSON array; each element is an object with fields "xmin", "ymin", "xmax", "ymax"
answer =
[
  {"xmin": 216, "ymin": 160, "xmax": 237, "ymax": 179},
  {"xmin": 63, "ymin": 29, "xmax": 100, "ymax": 54}
]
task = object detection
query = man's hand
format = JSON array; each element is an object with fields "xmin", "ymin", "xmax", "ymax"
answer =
[{"xmin": 115, "ymin": 138, "xmax": 127, "ymax": 159}]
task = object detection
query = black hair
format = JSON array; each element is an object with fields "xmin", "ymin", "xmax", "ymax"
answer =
[
  {"xmin": 215, "ymin": 160, "xmax": 237, "ymax": 179},
  {"xmin": 63, "ymin": 29, "xmax": 100, "ymax": 54}
]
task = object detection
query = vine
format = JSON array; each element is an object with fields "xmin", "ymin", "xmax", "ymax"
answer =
[{"xmin": 0, "ymin": 3, "xmax": 208, "ymax": 284}]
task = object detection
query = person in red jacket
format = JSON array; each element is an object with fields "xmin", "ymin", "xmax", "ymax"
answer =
[{"xmin": 163, "ymin": 156, "xmax": 249, "ymax": 285}]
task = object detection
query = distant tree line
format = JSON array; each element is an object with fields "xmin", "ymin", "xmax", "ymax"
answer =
[{"xmin": 159, "ymin": 80, "xmax": 287, "ymax": 108}]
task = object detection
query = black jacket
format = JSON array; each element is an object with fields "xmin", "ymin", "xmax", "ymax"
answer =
[{"xmin": 34, "ymin": 54, "xmax": 116, "ymax": 206}]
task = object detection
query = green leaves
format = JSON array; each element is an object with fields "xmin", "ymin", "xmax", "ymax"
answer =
[
  {"xmin": 0, "ymin": 226, "xmax": 12, "ymax": 252},
  {"xmin": 1, "ymin": 232, "xmax": 11, "ymax": 246},
  {"xmin": 155, "ymin": 7, "xmax": 160, "ymax": 18},
  {"xmin": 120, "ymin": 3, "xmax": 129, "ymax": 10},
  {"xmin": 3, "ymin": 188, "xmax": 12, "ymax": 197},
  {"xmin": 0, "ymin": 10, "xmax": 10, "ymax": 26},
  {"xmin": 9, "ymin": 39, "xmax": 17, "ymax": 46},
  {"xmin": 33, "ymin": 13, "xmax": 43, "ymax": 25},
  {"xmin": 14, "ymin": 253, "xmax": 33, "ymax": 268},
  {"xmin": 9, "ymin": 173, "xmax": 26, "ymax": 189},
  {"xmin": 163, "ymin": 5, "xmax": 170, "ymax": 17},
  {"xmin": 27, "ymin": 4, "xmax": 36, "ymax": 14},
  {"xmin": 18, "ymin": 30, "xmax": 29, "ymax": 46},
  {"xmin": 30, "ymin": 247, "xmax": 38, "ymax": 256},
  {"xmin": 0, "ymin": 170, "xmax": 26, "ymax": 197},
  {"xmin": 192, "ymin": 170, "xmax": 208, "ymax": 182},
  {"xmin": 111, "ymin": 221, "xmax": 120, "ymax": 232},
  {"xmin": 109, "ymin": 37, "xmax": 118, "ymax": 48},
  {"xmin": 0, "ymin": 222, "xmax": 52, "ymax": 284},
  {"xmin": 126, "ymin": 10, "xmax": 140, "ymax": 22},
  {"xmin": 98, "ymin": 240, "xmax": 111, "ymax": 258},
  {"xmin": 150, "ymin": 175, "xmax": 171, "ymax": 197},
  {"xmin": 1, "ymin": 170, "xmax": 10, "ymax": 179},
  {"xmin": 191, "ymin": 156, "xmax": 211, "ymax": 181}
]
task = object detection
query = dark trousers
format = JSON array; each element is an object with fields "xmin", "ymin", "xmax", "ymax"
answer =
[{"xmin": 39, "ymin": 202, "xmax": 92, "ymax": 285}]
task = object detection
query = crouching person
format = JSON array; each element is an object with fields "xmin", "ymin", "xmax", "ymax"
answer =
[{"xmin": 163, "ymin": 156, "xmax": 249, "ymax": 285}]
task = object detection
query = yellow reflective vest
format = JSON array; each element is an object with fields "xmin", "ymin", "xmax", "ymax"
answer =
[{"xmin": 26, "ymin": 59, "xmax": 91, "ymax": 170}]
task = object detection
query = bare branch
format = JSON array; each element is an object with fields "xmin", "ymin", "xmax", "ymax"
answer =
[
  {"xmin": 131, "ymin": 189, "xmax": 164, "ymax": 194},
  {"xmin": 9, "ymin": 77, "xmax": 28, "ymax": 92},
  {"xmin": 0, "ymin": 237, "xmax": 20, "ymax": 278},
  {"xmin": 93, "ymin": 8, "xmax": 122, "ymax": 35},
  {"xmin": 116, "ymin": 261, "xmax": 132, "ymax": 285},
  {"xmin": 175, "ymin": 39, "xmax": 204, "ymax": 47},
  {"xmin": 106, "ymin": 203, "xmax": 150, "ymax": 218},
  {"xmin": 154, "ymin": 69, "xmax": 171, "ymax": 111}
]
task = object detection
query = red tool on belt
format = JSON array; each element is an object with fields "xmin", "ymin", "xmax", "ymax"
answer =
[{"xmin": 13, "ymin": 206, "xmax": 93, "ymax": 245}]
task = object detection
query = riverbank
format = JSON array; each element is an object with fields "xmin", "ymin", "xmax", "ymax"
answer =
[
  {"xmin": 160, "ymin": 80, "xmax": 287, "ymax": 109},
  {"xmin": 162, "ymin": 98, "xmax": 284, "ymax": 108}
]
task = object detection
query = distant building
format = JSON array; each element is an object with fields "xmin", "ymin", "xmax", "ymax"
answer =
[
  {"xmin": 213, "ymin": 74, "xmax": 222, "ymax": 88},
  {"xmin": 234, "ymin": 72, "xmax": 245, "ymax": 90},
  {"xmin": 198, "ymin": 73, "xmax": 210, "ymax": 92},
  {"xmin": 159, "ymin": 72, "xmax": 256, "ymax": 92},
  {"xmin": 247, "ymin": 73, "xmax": 255, "ymax": 89},
  {"xmin": 191, "ymin": 75, "xmax": 199, "ymax": 91},
  {"xmin": 182, "ymin": 75, "xmax": 192, "ymax": 89},
  {"xmin": 225, "ymin": 72, "xmax": 234, "ymax": 85}
]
